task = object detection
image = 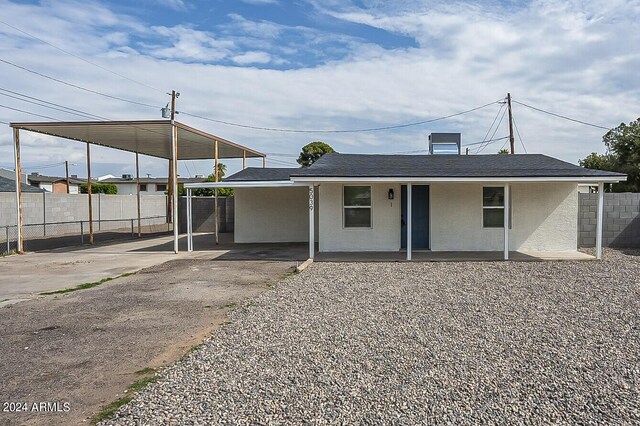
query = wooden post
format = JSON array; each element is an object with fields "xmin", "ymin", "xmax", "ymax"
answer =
[
  {"xmin": 242, "ymin": 150, "xmax": 246, "ymax": 169},
  {"xmin": 86, "ymin": 142, "xmax": 93, "ymax": 244},
  {"xmin": 13, "ymin": 128, "xmax": 23, "ymax": 253},
  {"xmin": 214, "ymin": 140, "xmax": 219, "ymax": 245},
  {"xmin": 596, "ymin": 182, "xmax": 604, "ymax": 259},
  {"xmin": 167, "ymin": 159, "xmax": 173, "ymax": 223},
  {"xmin": 171, "ymin": 116, "xmax": 179, "ymax": 253},
  {"xmin": 65, "ymin": 160, "xmax": 70, "ymax": 194},
  {"xmin": 507, "ymin": 93, "xmax": 515, "ymax": 155},
  {"xmin": 262, "ymin": 156, "xmax": 266, "ymax": 168},
  {"xmin": 136, "ymin": 152, "xmax": 141, "ymax": 237}
]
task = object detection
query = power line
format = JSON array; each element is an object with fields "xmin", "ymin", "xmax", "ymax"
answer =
[
  {"xmin": 178, "ymin": 99, "xmax": 503, "ymax": 134},
  {"xmin": 0, "ymin": 20, "xmax": 166, "ymax": 94},
  {"xmin": 512, "ymin": 99, "xmax": 610, "ymax": 131},
  {"xmin": 0, "ymin": 89, "xmax": 101, "ymax": 120},
  {"xmin": 0, "ymin": 104, "xmax": 60, "ymax": 121},
  {"xmin": 476, "ymin": 107, "xmax": 508, "ymax": 154},
  {"xmin": 476, "ymin": 101, "xmax": 506, "ymax": 154},
  {"xmin": 0, "ymin": 57, "xmax": 161, "ymax": 110},
  {"xmin": 512, "ymin": 114, "xmax": 527, "ymax": 154}
]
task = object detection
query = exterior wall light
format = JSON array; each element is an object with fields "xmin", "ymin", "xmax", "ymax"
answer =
[{"xmin": 388, "ymin": 188, "xmax": 394, "ymax": 200}]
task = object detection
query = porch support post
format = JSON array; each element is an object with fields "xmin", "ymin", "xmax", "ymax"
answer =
[
  {"xmin": 596, "ymin": 181, "xmax": 604, "ymax": 259},
  {"xmin": 407, "ymin": 184, "xmax": 412, "ymax": 261},
  {"xmin": 13, "ymin": 128, "xmax": 23, "ymax": 254},
  {"xmin": 504, "ymin": 183, "xmax": 510, "ymax": 260},
  {"xmin": 262, "ymin": 156, "xmax": 266, "ymax": 168},
  {"xmin": 242, "ymin": 150, "xmax": 246, "ymax": 169},
  {"xmin": 187, "ymin": 188, "xmax": 193, "ymax": 252},
  {"xmin": 171, "ymin": 121, "xmax": 179, "ymax": 253},
  {"xmin": 309, "ymin": 185, "xmax": 314, "ymax": 259}
]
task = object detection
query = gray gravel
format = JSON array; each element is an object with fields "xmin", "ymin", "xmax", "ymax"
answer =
[{"xmin": 104, "ymin": 249, "xmax": 640, "ymax": 425}]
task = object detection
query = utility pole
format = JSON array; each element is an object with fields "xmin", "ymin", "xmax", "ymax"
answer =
[
  {"xmin": 65, "ymin": 160, "xmax": 70, "ymax": 194},
  {"xmin": 507, "ymin": 93, "xmax": 515, "ymax": 154},
  {"xmin": 167, "ymin": 90, "xmax": 177, "ymax": 224}
]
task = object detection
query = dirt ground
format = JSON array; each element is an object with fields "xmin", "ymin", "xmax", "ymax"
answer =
[{"xmin": 0, "ymin": 258, "xmax": 296, "ymax": 426}]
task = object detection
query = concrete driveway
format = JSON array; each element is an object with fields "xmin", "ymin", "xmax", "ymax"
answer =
[{"xmin": 0, "ymin": 233, "xmax": 307, "ymax": 304}]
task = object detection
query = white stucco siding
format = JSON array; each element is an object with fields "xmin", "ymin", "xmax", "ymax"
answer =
[
  {"xmin": 430, "ymin": 182, "xmax": 578, "ymax": 251},
  {"xmin": 234, "ymin": 187, "xmax": 309, "ymax": 243},
  {"xmin": 318, "ymin": 183, "xmax": 401, "ymax": 252}
]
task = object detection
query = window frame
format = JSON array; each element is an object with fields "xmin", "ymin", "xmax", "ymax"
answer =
[
  {"xmin": 481, "ymin": 186, "xmax": 512, "ymax": 229},
  {"xmin": 156, "ymin": 183, "xmax": 167, "ymax": 192},
  {"xmin": 139, "ymin": 183, "xmax": 148, "ymax": 192},
  {"xmin": 342, "ymin": 185, "xmax": 373, "ymax": 229}
]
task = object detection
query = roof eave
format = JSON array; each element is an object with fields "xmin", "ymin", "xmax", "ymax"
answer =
[{"xmin": 290, "ymin": 176, "xmax": 626, "ymax": 183}]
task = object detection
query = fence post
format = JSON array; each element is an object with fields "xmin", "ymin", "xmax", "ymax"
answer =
[
  {"xmin": 80, "ymin": 221, "xmax": 84, "ymax": 244},
  {"xmin": 131, "ymin": 219, "xmax": 134, "ymax": 237},
  {"xmin": 5, "ymin": 226, "xmax": 9, "ymax": 254}
]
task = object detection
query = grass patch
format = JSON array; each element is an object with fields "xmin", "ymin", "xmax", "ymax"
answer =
[
  {"xmin": 91, "ymin": 374, "xmax": 158, "ymax": 424},
  {"xmin": 39, "ymin": 271, "xmax": 138, "ymax": 295},
  {"xmin": 204, "ymin": 304, "xmax": 212, "ymax": 308},
  {"xmin": 221, "ymin": 302, "xmax": 237, "ymax": 309},
  {"xmin": 134, "ymin": 367, "xmax": 156, "ymax": 376}
]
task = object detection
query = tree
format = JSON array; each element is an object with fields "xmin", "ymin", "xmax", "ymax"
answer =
[
  {"xmin": 498, "ymin": 148, "xmax": 509, "ymax": 154},
  {"xmin": 215, "ymin": 163, "xmax": 227, "ymax": 182},
  {"xmin": 80, "ymin": 183, "xmax": 117, "ymax": 194},
  {"xmin": 178, "ymin": 162, "xmax": 233, "ymax": 197},
  {"xmin": 297, "ymin": 141, "xmax": 336, "ymax": 167},
  {"xmin": 579, "ymin": 118, "xmax": 640, "ymax": 192}
]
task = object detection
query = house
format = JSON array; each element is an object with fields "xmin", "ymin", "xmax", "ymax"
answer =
[
  {"xmin": 27, "ymin": 173, "xmax": 83, "ymax": 194},
  {"xmin": 98, "ymin": 175, "xmax": 208, "ymax": 195},
  {"xmin": 0, "ymin": 175, "xmax": 44, "ymax": 193},
  {"xmin": 185, "ymin": 152, "xmax": 625, "ymax": 260}
]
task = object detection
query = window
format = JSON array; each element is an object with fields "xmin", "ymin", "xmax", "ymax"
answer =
[
  {"xmin": 343, "ymin": 186, "xmax": 372, "ymax": 228},
  {"xmin": 139, "ymin": 184, "xmax": 147, "ymax": 192},
  {"xmin": 482, "ymin": 187, "xmax": 512, "ymax": 228},
  {"xmin": 483, "ymin": 187, "xmax": 504, "ymax": 228},
  {"xmin": 156, "ymin": 184, "xmax": 167, "ymax": 192}
]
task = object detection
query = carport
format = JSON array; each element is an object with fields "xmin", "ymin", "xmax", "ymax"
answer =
[{"xmin": 10, "ymin": 119, "xmax": 265, "ymax": 253}]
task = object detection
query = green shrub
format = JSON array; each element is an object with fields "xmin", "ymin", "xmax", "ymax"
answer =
[{"xmin": 80, "ymin": 183, "xmax": 118, "ymax": 194}]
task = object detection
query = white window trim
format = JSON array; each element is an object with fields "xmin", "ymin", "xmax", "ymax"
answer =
[
  {"xmin": 481, "ymin": 186, "xmax": 511, "ymax": 229},
  {"xmin": 342, "ymin": 185, "xmax": 373, "ymax": 229}
]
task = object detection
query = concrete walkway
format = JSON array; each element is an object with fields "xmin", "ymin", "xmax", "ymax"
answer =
[{"xmin": 0, "ymin": 233, "xmax": 307, "ymax": 304}]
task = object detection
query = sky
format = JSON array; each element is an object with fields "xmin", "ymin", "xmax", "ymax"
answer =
[{"xmin": 0, "ymin": 0, "xmax": 639, "ymax": 179}]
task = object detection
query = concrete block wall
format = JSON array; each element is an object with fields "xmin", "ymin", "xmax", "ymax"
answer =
[
  {"xmin": 0, "ymin": 193, "xmax": 168, "ymax": 238},
  {"xmin": 178, "ymin": 197, "xmax": 233, "ymax": 234},
  {"xmin": 578, "ymin": 193, "xmax": 640, "ymax": 248}
]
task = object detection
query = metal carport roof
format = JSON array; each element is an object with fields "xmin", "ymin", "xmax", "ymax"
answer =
[{"xmin": 9, "ymin": 120, "xmax": 264, "ymax": 160}]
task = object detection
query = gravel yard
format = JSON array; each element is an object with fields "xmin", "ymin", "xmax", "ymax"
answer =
[{"xmin": 106, "ymin": 249, "xmax": 640, "ymax": 425}]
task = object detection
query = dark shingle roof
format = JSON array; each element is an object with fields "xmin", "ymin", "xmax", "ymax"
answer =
[
  {"xmin": 28, "ymin": 174, "xmax": 84, "ymax": 184},
  {"xmin": 0, "ymin": 176, "xmax": 44, "ymax": 193},
  {"xmin": 289, "ymin": 153, "xmax": 626, "ymax": 179},
  {"xmin": 225, "ymin": 167, "xmax": 302, "ymax": 182}
]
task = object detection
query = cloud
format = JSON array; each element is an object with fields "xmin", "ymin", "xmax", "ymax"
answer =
[
  {"xmin": 155, "ymin": 0, "xmax": 189, "ymax": 11},
  {"xmin": 239, "ymin": 0, "xmax": 279, "ymax": 4},
  {"xmin": 0, "ymin": 0, "xmax": 639, "ymax": 179}
]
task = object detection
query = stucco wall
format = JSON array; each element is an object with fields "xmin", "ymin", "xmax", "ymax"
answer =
[
  {"xmin": 318, "ymin": 183, "xmax": 401, "ymax": 251},
  {"xmin": 234, "ymin": 187, "xmax": 309, "ymax": 243},
  {"xmin": 430, "ymin": 182, "xmax": 578, "ymax": 251}
]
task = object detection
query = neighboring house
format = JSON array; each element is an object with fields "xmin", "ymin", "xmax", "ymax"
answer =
[
  {"xmin": 27, "ymin": 173, "xmax": 83, "ymax": 194},
  {"xmin": 99, "ymin": 175, "xmax": 208, "ymax": 195},
  {"xmin": 192, "ymin": 152, "xmax": 625, "ymax": 259},
  {"xmin": 0, "ymin": 167, "xmax": 26, "ymax": 184},
  {"xmin": 0, "ymin": 175, "xmax": 44, "ymax": 193}
]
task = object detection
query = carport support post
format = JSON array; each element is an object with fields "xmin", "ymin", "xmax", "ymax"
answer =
[
  {"xmin": 504, "ymin": 183, "xmax": 510, "ymax": 260},
  {"xmin": 262, "ymin": 156, "xmax": 266, "ymax": 168},
  {"xmin": 187, "ymin": 188, "xmax": 193, "ymax": 252},
  {"xmin": 13, "ymin": 128, "xmax": 23, "ymax": 254},
  {"xmin": 309, "ymin": 185, "xmax": 314, "ymax": 259},
  {"xmin": 171, "ymin": 120, "xmax": 179, "ymax": 254},
  {"xmin": 87, "ymin": 142, "xmax": 93, "ymax": 245},
  {"xmin": 596, "ymin": 181, "xmax": 604, "ymax": 259},
  {"xmin": 135, "ymin": 152, "xmax": 141, "ymax": 237},
  {"xmin": 406, "ymin": 184, "xmax": 412, "ymax": 261},
  {"xmin": 242, "ymin": 150, "xmax": 246, "ymax": 169},
  {"xmin": 214, "ymin": 140, "xmax": 219, "ymax": 245}
]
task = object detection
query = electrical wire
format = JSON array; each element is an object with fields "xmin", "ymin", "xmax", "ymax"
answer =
[
  {"xmin": 512, "ymin": 114, "xmax": 527, "ymax": 154},
  {"xmin": 476, "ymin": 107, "xmax": 508, "ymax": 154},
  {"xmin": 0, "ymin": 104, "xmax": 60, "ymax": 121},
  {"xmin": 177, "ymin": 99, "xmax": 503, "ymax": 134},
  {"xmin": 475, "ymin": 101, "xmax": 506, "ymax": 153},
  {"xmin": 512, "ymin": 99, "xmax": 610, "ymax": 130},
  {"xmin": 0, "ymin": 57, "xmax": 161, "ymax": 109},
  {"xmin": 0, "ymin": 20, "xmax": 166, "ymax": 94},
  {"xmin": 0, "ymin": 90, "xmax": 101, "ymax": 120}
]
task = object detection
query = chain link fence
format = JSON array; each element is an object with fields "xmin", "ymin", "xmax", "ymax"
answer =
[{"xmin": 1, "ymin": 216, "xmax": 171, "ymax": 255}]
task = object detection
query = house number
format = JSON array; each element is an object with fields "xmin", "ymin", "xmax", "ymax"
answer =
[{"xmin": 309, "ymin": 187, "xmax": 314, "ymax": 211}]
